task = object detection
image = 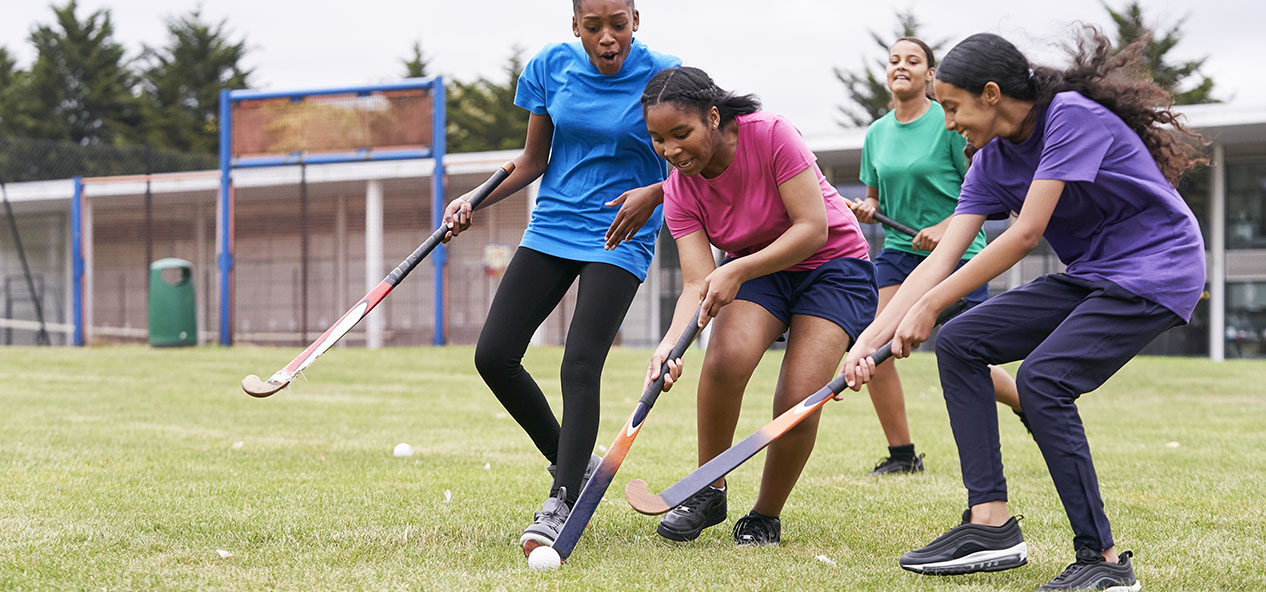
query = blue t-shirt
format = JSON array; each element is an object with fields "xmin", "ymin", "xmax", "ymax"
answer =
[
  {"xmin": 956, "ymin": 91, "xmax": 1206, "ymax": 321},
  {"xmin": 515, "ymin": 40, "xmax": 681, "ymax": 280}
]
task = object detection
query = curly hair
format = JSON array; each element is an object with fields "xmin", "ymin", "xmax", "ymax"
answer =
[
  {"xmin": 641, "ymin": 67, "xmax": 761, "ymax": 127},
  {"xmin": 937, "ymin": 26, "xmax": 1207, "ymax": 185}
]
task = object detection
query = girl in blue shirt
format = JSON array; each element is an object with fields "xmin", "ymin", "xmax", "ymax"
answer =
[{"xmin": 442, "ymin": 0, "xmax": 679, "ymax": 551}]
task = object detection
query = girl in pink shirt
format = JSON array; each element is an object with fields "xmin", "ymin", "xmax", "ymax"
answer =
[{"xmin": 641, "ymin": 67, "xmax": 877, "ymax": 546}]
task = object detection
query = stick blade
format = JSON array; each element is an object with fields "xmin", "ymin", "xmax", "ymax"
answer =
[
  {"xmin": 241, "ymin": 374, "xmax": 289, "ymax": 398},
  {"xmin": 624, "ymin": 479, "xmax": 671, "ymax": 515}
]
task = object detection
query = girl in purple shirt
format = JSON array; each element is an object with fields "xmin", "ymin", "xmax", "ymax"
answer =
[
  {"xmin": 841, "ymin": 28, "xmax": 1206, "ymax": 591},
  {"xmin": 642, "ymin": 67, "xmax": 877, "ymax": 546}
]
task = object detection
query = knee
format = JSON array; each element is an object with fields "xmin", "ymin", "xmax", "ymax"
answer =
[
  {"xmin": 560, "ymin": 350, "xmax": 604, "ymax": 389},
  {"xmin": 934, "ymin": 318, "xmax": 971, "ymax": 360},
  {"xmin": 1014, "ymin": 362, "xmax": 1074, "ymax": 410},
  {"xmin": 473, "ymin": 339, "xmax": 515, "ymax": 380}
]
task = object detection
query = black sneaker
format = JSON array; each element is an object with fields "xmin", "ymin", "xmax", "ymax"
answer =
[
  {"xmin": 656, "ymin": 486, "xmax": 727, "ymax": 541},
  {"xmin": 732, "ymin": 511, "xmax": 780, "ymax": 546},
  {"xmin": 869, "ymin": 452, "xmax": 925, "ymax": 475},
  {"xmin": 519, "ymin": 487, "xmax": 570, "ymax": 548},
  {"xmin": 1038, "ymin": 548, "xmax": 1141, "ymax": 591},
  {"xmin": 546, "ymin": 453, "xmax": 602, "ymax": 494},
  {"xmin": 899, "ymin": 510, "xmax": 1028, "ymax": 575}
]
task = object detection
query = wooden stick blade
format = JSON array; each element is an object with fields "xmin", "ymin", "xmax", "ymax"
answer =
[
  {"xmin": 624, "ymin": 479, "xmax": 671, "ymax": 515},
  {"xmin": 241, "ymin": 374, "xmax": 289, "ymax": 398}
]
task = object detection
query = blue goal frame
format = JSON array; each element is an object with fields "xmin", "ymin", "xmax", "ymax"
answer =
[{"xmin": 217, "ymin": 77, "xmax": 447, "ymax": 346}]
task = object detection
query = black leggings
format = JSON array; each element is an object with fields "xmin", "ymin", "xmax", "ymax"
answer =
[{"xmin": 474, "ymin": 247, "xmax": 641, "ymax": 503}]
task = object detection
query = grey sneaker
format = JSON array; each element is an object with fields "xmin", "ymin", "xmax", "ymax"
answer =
[
  {"xmin": 519, "ymin": 487, "xmax": 571, "ymax": 548},
  {"xmin": 1037, "ymin": 548, "xmax": 1141, "ymax": 591},
  {"xmin": 547, "ymin": 452, "xmax": 602, "ymax": 494}
]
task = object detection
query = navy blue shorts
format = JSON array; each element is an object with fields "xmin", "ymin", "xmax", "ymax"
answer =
[
  {"xmin": 874, "ymin": 249, "xmax": 989, "ymax": 307},
  {"xmin": 730, "ymin": 257, "xmax": 878, "ymax": 342}
]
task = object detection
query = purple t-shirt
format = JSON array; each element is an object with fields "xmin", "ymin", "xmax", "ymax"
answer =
[
  {"xmin": 956, "ymin": 91, "xmax": 1205, "ymax": 322},
  {"xmin": 663, "ymin": 112, "xmax": 869, "ymax": 271}
]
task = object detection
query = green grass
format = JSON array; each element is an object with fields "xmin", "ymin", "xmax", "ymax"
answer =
[{"xmin": 1, "ymin": 345, "xmax": 1263, "ymax": 591}]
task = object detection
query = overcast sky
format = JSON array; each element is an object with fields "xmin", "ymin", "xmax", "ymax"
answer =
[{"xmin": 2, "ymin": 0, "xmax": 1261, "ymax": 137}]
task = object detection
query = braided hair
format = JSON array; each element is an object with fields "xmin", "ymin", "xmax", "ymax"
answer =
[
  {"xmin": 936, "ymin": 26, "xmax": 1207, "ymax": 185},
  {"xmin": 641, "ymin": 67, "xmax": 761, "ymax": 128}
]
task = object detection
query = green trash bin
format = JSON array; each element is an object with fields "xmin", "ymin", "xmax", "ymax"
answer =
[{"xmin": 149, "ymin": 258, "xmax": 197, "ymax": 347}]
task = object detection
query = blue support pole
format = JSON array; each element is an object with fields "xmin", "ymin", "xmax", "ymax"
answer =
[
  {"xmin": 71, "ymin": 177, "xmax": 84, "ymax": 346},
  {"xmin": 431, "ymin": 77, "xmax": 447, "ymax": 346},
  {"xmin": 218, "ymin": 89, "xmax": 234, "ymax": 345}
]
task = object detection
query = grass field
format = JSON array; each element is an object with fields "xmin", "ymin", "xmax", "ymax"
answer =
[{"xmin": 1, "ymin": 344, "xmax": 1263, "ymax": 591}]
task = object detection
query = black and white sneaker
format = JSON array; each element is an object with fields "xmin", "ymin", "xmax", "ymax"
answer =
[
  {"xmin": 656, "ymin": 486, "xmax": 727, "ymax": 541},
  {"xmin": 519, "ymin": 487, "xmax": 570, "ymax": 548},
  {"xmin": 1038, "ymin": 548, "xmax": 1141, "ymax": 591},
  {"xmin": 869, "ymin": 453, "xmax": 926, "ymax": 475},
  {"xmin": 899, "ymin": 510, "xmax": 1028, "ymax": 575},
  {"xmin": 546, "ymin": 452, "xmax": 602, "ymax": 494},
  {"xmin": 732, "ymin": 511, "xmax": 780, "ymax": 546}
]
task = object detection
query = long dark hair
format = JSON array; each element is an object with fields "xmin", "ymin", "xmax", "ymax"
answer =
[
  {"xmin": 936, "ymin": 26, "xmax": 1207, "ymax": 185},
  {"xmin": 641, "ymin": 67, "xmax": 761, "ymax": 127}
]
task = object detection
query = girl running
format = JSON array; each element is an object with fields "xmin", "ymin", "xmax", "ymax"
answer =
[
  {"xmin": 842, "ymin": 28, "xmax": 1206, "ymax": 590},
  {"xmin": 442, "ymin": 0, "xmax": 679, "ymax": 549},
  {"xmin": 643, "ymin": 66, "xmax": 876, "ymax": 546},
  {"xmin": 850, "ymin": 37, "xmax": 1022, "ymax": 476}
]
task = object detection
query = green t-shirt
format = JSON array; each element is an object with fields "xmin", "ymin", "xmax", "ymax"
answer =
[{"xmin": 859, "ymin": 102, "xmax": 987, "ymax": 258}]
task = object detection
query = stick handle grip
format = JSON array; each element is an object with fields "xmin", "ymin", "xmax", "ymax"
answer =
[
  {"xmin": 828, "ymin": 298, "xmax": 971, "ymax": 394},
  {"xmin": 872, "ymin": 212, "xmax": 920, "ymax": 237},
  {"xmin": 638, "ymin": 307, "xmax": 704, "ymax": 407},
  {"xmin": 463, "ymin": 162, "xmax": 515, "ymax": 211}
]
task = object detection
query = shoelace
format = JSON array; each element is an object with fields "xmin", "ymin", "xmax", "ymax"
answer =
[
  {"xmin": 731, "ymin": 514, "xmax": 776, "ymax": 543},
  {"xmin": 534, "ymin": 488, "xmax": 570, "ymax": 527},
  {"xmin": 1046, "ymin": 549, "xmax": 1129, "ymax": 586},
  {"xmin": 672, "ymin": 489, "xmax": 717, "ymax": 516}
]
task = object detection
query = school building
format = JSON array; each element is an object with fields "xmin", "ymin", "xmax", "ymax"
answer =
[{"xmin": 1, "ymin": 102, "xmax": 1263, "ymax": 360}]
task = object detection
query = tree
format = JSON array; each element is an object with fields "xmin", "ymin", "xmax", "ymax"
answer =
[
  {"xmin": 445, "ymin": 46, "xmax": 529, "ymax": 153},
  {"xmin": 402, "ymin": 41, "xmax": 432, "ymax": 78},
  {"xmin": 14, "ymin": 0, "xmax": 141, "ymax": 144},
  {"xmin": 0, "ymin": 48, "xmax": 23, "ymax": 135},
  {"xmin": 137, "ymin": 9, "xmax": 252, "ymax": 154},
  {"xmin": 1103, "ymin": 1, "xmax": 1218, "ymax": 105},
  {"xmin": 833, "ymin": 10, "xmax": 945, "ymax": 128}
]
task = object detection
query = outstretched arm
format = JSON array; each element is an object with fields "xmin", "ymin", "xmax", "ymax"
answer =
[{"xmin": 843, "ymin": 179, "xmax": 1065, "ymax": 388}]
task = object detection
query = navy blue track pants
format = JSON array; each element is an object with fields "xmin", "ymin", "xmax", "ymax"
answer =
[{"xmin": 934, "ymin": 273, "xmax": 1181, "ymax": 552}]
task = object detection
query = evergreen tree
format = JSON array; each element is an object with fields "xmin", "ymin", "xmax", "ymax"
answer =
[
  {"xmin": 445, "ymin": 46, "xmax": 528, "ymax": 153},
  {"xmin": 833, "ymin": 10, "xmax": 945, "ymax": 128},
  {"xmin": 1103, "ymin": 1, "xmax": 1218, "ymax": 104},
  {"xmin": 15, "ymin": 0, "xmax": 141, "ymax": 144},
  {"xmin": 0, "ymin": 47, "xmax": 22, "ymax": 135},
  {"xmin": 138, "ymin": 9, "xmax": 252, "ymax": 154},
  {"xmin": 402, "ymin": 41, "xmax": 432, "ymax": 78}
]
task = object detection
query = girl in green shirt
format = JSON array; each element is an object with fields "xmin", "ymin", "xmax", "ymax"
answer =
[{"xmin": 849, "ymin": 38, "xmax": 1024, "ymax": 475}]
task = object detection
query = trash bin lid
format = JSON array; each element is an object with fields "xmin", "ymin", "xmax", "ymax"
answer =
[{"xmin": 151, "ymin": 257, "xmax": 193, "ymax": 270}]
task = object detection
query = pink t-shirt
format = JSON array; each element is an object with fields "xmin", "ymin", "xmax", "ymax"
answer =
[{"xmin": 663, "ymin": 111, "xmax": 869, "ymax": 271}]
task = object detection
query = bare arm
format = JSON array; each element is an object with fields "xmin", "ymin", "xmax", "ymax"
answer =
[
  {"xmin": 843, "ymin": 179, "xmax": 1065, "ymax": 388},
  {"xmin": 698, "ymin": 167, "xmax": 827, "ymax": 319},
  {"xmin": 443, "ymin": 113, "xmax": 554, "ymax": 237},
  {"xmin": 645, "ymin": 229, "xmax": 717, "ymax": 390}
]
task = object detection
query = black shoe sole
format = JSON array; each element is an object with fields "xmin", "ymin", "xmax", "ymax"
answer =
[{"xmin": 656, "ymin": 513, "xmax": 726, "ymax": 542}]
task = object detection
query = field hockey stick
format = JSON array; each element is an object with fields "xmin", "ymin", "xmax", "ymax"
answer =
[
  {"xmin": 547, "ymin": 306, "xmax": 705, "ymax": 562},
  {"xmin": 873, "ymin": 212, "xmax": 920, "ymax": 237},
  {"xmin": 241, "ymin": 162, "xmax": 515, "ymax": 397},
  {"xmin": 849, "ymin": 198, "xmax": 920, "ymax": 237},
  {"xmin": 625, "ymin": 298, "xmax": 969, "ymax": 515}
]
